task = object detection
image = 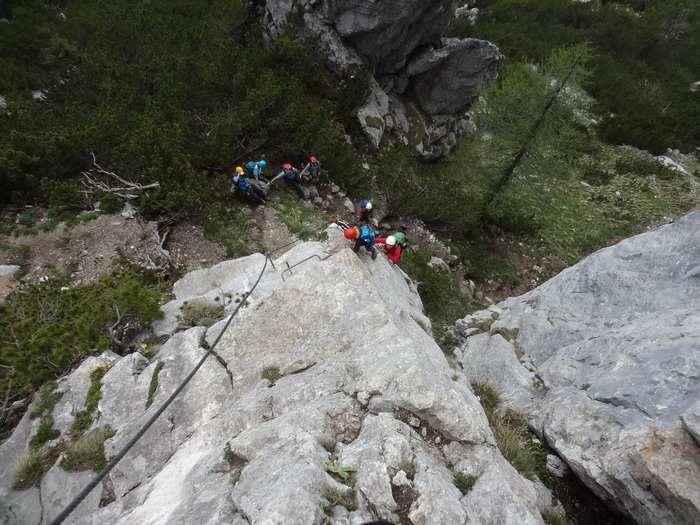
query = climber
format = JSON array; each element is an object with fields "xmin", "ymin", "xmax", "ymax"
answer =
[
  {"xmin": 232, "ymin": 166, "xmax": 267, "ymax": 205},
  {"xmin": 299, "ymin": 156, "xmax": 321, "ymax": 183},
  {"xmin": 244, "ymin": 159, "xmax": 268, "ymax": 184},
  {"xmin": 343, "ymin": 223, "xmax": 378, "ymax": 260},
  {"xmin": 374, "ymin": 231, "xmax": 407, "ymax": 264},
  {"xmin": 358, "ymin": 200, "xmax": 374, "ymax": 225},
  {"xmin": 270, "ymin": 163, "xmax": 305, "ymax": 199}
]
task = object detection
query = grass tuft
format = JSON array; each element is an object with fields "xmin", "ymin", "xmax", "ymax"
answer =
[
  {"xmin": 60, "ymin": 426, "xmax": 117, "ymax": 472},
  {"xmin": 321, "ymin": 483, "xmax": 357, "ymax": 513}
]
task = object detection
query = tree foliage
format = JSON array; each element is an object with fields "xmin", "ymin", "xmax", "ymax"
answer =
[
  {"xmin": 382, "ymin": 44, "xmax": 595, "ymax": 236},
  {"xmin": 448, "ymin": 0, "xmax": 700, "ymax": 154},
  {"xmin": 0, "ymin": 0, "xmax": 370, "ymax": 210}
]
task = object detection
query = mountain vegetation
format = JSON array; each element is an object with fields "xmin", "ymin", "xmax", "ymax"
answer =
[{"xmin": 1, "ymin": 0, "xmax": 699, "ymax": 421}]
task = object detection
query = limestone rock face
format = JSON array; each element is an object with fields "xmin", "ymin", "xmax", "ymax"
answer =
[
  {"xmin": 322, "ymin": 0, "xmax": 457, "ymax": 74},
  {"xmin": 408, "ymin": 38, "xmax": 505, "ymax": 114},
  {"xmin": 0, "ymin": 227, "xmax": 553, "ymax": 525},
  {"xmin": 261, "ymin": 0, "xmax": 503, "ymax": 154},
  {"xmin": 454, "ymin": 210, "xmax": 700, "ymax": 525}
]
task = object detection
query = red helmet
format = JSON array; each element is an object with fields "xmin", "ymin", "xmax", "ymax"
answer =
[
  {"xmin": 282, "ymin": 163, "xmax": 292, "ymax": 170},
  {"xmin": 343, "ymin": 227, "xmax": 359, "ymax": 240},
  {"xmin": 310, "ymin": 156, "xmax": 317, "ymax": 163}
]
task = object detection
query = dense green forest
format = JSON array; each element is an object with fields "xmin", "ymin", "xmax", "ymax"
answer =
[
  {"xmin": 1, "ymin": 0, "xmax": 699, "ymax": 412},
  {"xmin": 448, "ymin": 0, "xmax": 700, "ymax": 154},
  {"xmin": 0, "ymin": 0, "xmax": 370, "ymax": 213}
]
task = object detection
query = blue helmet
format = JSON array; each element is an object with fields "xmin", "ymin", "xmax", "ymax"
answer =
[{"xmin": 259, "ymin": 160, "xmax": 267, "ymax": 168}]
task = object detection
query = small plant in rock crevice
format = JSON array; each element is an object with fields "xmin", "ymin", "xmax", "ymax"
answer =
[
  {"xmin": 223, "ymin": 442, "xmax": 235, "ymax": 464},
  {"xmin": 468, "ymin": 313, "xmax": 499, "ymax": 334},
  {"xmin": 177, "ymin": 299, "xmax": 225, "ymax": 327},
  {"xmin": 318, "ymin": 436, "xmax": 337, "ymax": 454},
  {"xmin": 12, "ymin": 445, "xmax": 61, "ymax": 490},
  {"xmin": 28, "ymin": 381, "xmax": 61, "ymax": 450},
  {"xmin": 470, "ymin": 377, "xmax": 545, "ymax": 481},
  {"xmin": 325, "ymin": 460, "xmax": 356, "ymax": 481},
  {"xmin": 453, "ymin": 472, "xmax": 478, "ymax": 494},
  {"xmin": 490, "ymin": 326, "xmax": 519, "ymax": 341},
  {"xmin": 230, "ymin": 466, "xmax": 244, "ymax": 485},
  {"xmin": 470, "ymin": 378, "xmax": 502, "ymax": 412},
  {"xmin": 321, "ymin": 483, "xmax": 357, "ymax": 515},
  {"xmin": 145, "ymin": 361, "xmax": 165, "ymax": 409},
  {"xmin": 70, "ymin": 362, "xmax": 113, "ymax": 436},
  {"xmin": 60, "ymin": 426, "xmax": 117, "ymax": 472},
  {"xmin": 541, "ymin": 508, "xmax": 569, "ymax": 525},
  {"xmin": 393, "ymin": 408, "xmax": 412, "ymax": 424},
  {"xmin": 261, "ymin": 365, "xmax": 281, "ymax": 385},
  {"xmin": 399, "ymin": 458, "xmax": 416, "ymax": 480}
]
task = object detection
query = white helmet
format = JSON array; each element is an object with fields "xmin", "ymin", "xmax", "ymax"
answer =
[
  {"xmin": 386, "ymin": 235, "xmax": 396, "ymax": 246},
  {"xmin": 365, "ymin": 202, "xmax": 372, "ymax": 210}
]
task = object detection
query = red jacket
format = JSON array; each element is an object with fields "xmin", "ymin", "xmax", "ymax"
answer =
[{"xmin": 374, "ymin": 238, "xmax": 402, "ymax": 263}]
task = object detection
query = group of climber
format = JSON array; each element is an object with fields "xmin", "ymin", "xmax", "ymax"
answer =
[
  {"xmin": 232, "ymin": 161, "xmax": 408, "ymax": 264},
  {"xmin": 231, "ymin": 157, "xmax": 321, "ymax": 204},
  {"xmin": 331, "ymin": 209, "xmax": 408, "ymax": 265}
]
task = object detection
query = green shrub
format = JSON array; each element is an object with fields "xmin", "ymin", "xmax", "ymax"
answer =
[
  {"xmin": 453, "ymin": 472, "xmax": 478, "ymax": 494},
  {"xmin": 0, "ymin": 270, "xmax": 163, "ymax": 403},
  {"xmin": 16, "ymin": 209, "xmax": 37, "ymax": 228},
  {"xmin": 274, "ymin": 191, "xmax": 328, "ymax": 238},
  {"xmin": 490, "ymin": 327, "xmax": 519, "ymax": 341},
  {"xmin": 223, "ymin": 442, "xmax": 235, "ymax": 464},
  {"xmin": 488, "ymin": 415, "xmax": 539, "ymax": 480},
  {"xmin": 468, "ymin": 314, "xmax": 498, "ymax": 334},
  {"xmin": 399, "ymin": 248, "xmax": 473, "ymax": 335}
]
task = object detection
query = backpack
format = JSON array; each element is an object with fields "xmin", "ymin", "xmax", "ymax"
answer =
[
  {"xmin": 235, "ymin": 177, "xmax": 250, "ymax": 191},
  {"xmin": 393, "ymin": 231, "xmax": 408, "ymax": 249},
  {"xmin": 359, "ymin": 226, "xmax": 375, "ymax": 243},
  {"xmin": 244, "ymin": 161, "xmax": 256, "ymax": 172}
]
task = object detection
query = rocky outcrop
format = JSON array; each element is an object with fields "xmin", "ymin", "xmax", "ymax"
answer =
[
  {"xmin": 261, "ymin": 0, "xmax": 503, "ymax": 156},
  {"xmin": 321, "ymin": 0, "xmax": 456, "ymax": 75},
  {"xmin": 452, "ymin": 211, "xmax": 700, "ymax": 525},
  {"xmin": 408, "ymin": 38, "xmax": 504, "ymax": 115},
  {"xmin": 0, "ymin": 227, "xmax": 557, "ymax": 524}
]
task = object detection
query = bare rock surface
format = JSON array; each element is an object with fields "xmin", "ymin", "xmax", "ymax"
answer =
[
  {"xmin": 0, "ymin": 227, "xmax": 554, "ymax": 525},
  {"xmin": 453, "ymin": 210, "xmax": 700, "ymax": 525}
]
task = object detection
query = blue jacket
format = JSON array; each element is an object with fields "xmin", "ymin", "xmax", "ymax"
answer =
[
  {"xmin": 233, "ymin": 174, "xmax": 250, "ymax": 191},
  {"xmin": 276, "ymin": 167, "xmax": 299, "ymax": 181}
]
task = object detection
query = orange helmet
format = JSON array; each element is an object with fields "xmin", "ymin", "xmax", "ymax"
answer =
[
  {"xmin": 310, "ymin": 156, "xmax": 317, "ymax": 163},
  {"xmin": 343, "ymin": 227, "xmax": 359, "ymax": 240},
  {"xmin": 282, "ymin": 163, "xmax": 292, "ymax": 170},
  {"xmin": 235, "ymin": 166, "xmax": 244, "ymax": 173}
]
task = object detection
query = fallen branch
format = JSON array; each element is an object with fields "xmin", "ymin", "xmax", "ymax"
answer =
[{"xmin": 81, "ymin": 152, "xmax": 160, "ymax": 199}]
